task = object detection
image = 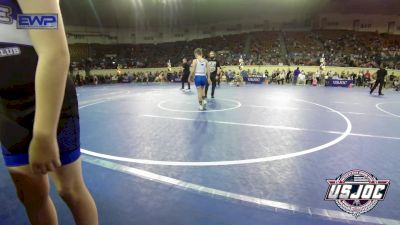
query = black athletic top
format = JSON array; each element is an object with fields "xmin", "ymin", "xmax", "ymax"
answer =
[
  {"xmin": 376, "ymin": 68, "xmax": 387, "ymax": 81},
  {"xmin": 0, "ymin": 0, "xmax": 78, "ymax": 124},
  {"xmin": 0, "ymin": 0, "xmax": 81, "ymax": 166},
  {"xmin": 208, "ymin": 58, "xmax": 220, "ymax": 78},
  {"xmin": 183, "ymin": 62, "xmax": 190, "ymax": 76}
]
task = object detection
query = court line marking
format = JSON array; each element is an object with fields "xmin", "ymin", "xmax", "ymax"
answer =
[
  {"xmin": 333, "ymin": 101, "xmax": 361, "ymax": 105},
  {"xmin": 140, "ymin": 115, "xmax": 400, "ymax": 141},
  {"xmin": 143, "ymin": 115, "xmax": 306, "ymax": 131},
  {"xmin": 78, "ymin": 90, "xmax": 397, "ymax": 224},
  {"xmin": 80, "ymin": 99, "xmax": 352, "ymax": 166},
  {"xmin": 342, "ymin": 111, "xmax": 365, "ymax": 115},
  {"xmin": 247, "ymin": 105, "xmax": 395, "ymax": 118},
  {"xmin": 79, "ymin": 90, "xmax": 130, "ymax": 98},
  {"xmin": 348, "ymin": 132, "xmax": 400, "ymax": 140},
  {"xmin": 158, "ymin": 98, "xmax": 242, "ymax": 113},
  {"xmin": 78, "ymin": 89, "xmax": 165, "ymax": 109},
  {"xmin": 376, "ymin": 102, "xmax": 400, "ymax": 118},
  {"xmin": 247, "ymin": 105, "xmax": 312, "ymax": 111},
  {"xmin": 78, "ymin": 91, "xmax": 131, "ymax": 107},
  {"xmin": 79, "ymin": 100, "xmax": 110, "ymax": 109},
  {"xmin": 81, "ymin": 155, "xmax": 400, "ymax": 225},
  {"xmin": 77, "ymin": 89, "xmax": 397, "ymax": 224}
]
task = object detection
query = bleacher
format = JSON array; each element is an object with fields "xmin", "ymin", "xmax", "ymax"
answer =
[{"xmin": 68, "ymin": 30, "xmax": 400, "ymax": 70}]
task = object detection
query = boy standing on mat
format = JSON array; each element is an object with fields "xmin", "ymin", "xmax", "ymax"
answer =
[
  {"xmin": 189, "ymin": 48, "xmax": 211, "ymax": 110},
  {"xmin": 0, "ymin": 0, "xmax": 98, "ymax": 224}
]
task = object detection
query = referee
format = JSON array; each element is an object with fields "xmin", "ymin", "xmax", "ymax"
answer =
[
  {"xmin": 205, "ymin": 51, "xmax": 222, "ymax": 98},
  {"xmin": 181, "ymin": 58, "xmax": 190, "ymax": 90},
  {"xmin": 370, "ymin": 63, "xmax": 387, "ymax": 96}
]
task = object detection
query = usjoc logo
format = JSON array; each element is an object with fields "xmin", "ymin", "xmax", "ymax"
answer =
[
  {"xmin": 17, "ymin": 14, "xmax": 58, "ymax": 29},
  {"xmin": 325, "ymin": 169, "xmax": 390, "ymax": 218}
]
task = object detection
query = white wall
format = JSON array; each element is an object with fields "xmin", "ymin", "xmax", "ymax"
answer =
[
  {"xmin": 66, "ymin": 13, "xmax": 400, "ymax": 45},
  {"xmin": 66, "ymin": 14, "xmax": 309, "ymax": 44},
  {"xmin": 317, "ymin": 13, "xmax": 400, "ymax": 34}
]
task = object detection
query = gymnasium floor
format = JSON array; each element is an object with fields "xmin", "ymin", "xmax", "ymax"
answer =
[{"xmin": 1, "ymin": 83, "xmax": 399, "ymax": 225}]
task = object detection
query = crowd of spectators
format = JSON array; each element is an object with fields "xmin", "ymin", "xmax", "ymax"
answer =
[
  {"xmin": 317, "ymin": 30, "xmax": 400, "ymax": 69},
  {"xmin": 284, "ymin": 30, "xmax": 400, "ymax": 69},
  {"xmin": 72, "ymin": 70, "xmax": 185, "ymax": 86},
  {"xmin": 248, "ymin": 31, "xmax": 282, "ymax": 65},
  {"xmin": 221, "ymin": 67, "xmax": 399, "ymax": 89},
  {"xmin": 68, "ymin": 30, "xmax": 400, "ymax": 74},
  {"xmin": 72, "ymin": 64, "xmax": 399, "ymax": 93},
  {"xmin": 179, "ymin": 34, "xmax": 246, "ymax": 66},
  {"xmin": 284, "ymin": 31, "xmax": 324, "ymax": 66},
  {"xmin": 69, "ymin": 33, "xmax": 248, "ymax": 70}
]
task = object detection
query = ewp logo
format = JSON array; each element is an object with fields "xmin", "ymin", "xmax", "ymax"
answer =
[{"xmin": 17, "ymin": 14, "xmax": 58, "ymax": 29}]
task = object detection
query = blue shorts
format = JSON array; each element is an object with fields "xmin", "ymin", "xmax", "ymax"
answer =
[
  {"xmin": 1, "ymin": 117, "xmax": 81, "ymax": 167},
  {"xmin": 195, "ymin": 76, "xmax": 207, "ymax": 88}
]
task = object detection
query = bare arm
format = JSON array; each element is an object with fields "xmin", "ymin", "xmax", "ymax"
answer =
[
  {"xmin": 189, "ymin": 60, "xmax": 196, "ymax": 81},
  {"xmin": 17, "ymin": 0, "xmax": 70, "ymax": 138},
  {"xmin": 206, "ymin": 62, "xmax": 211, "ymax": 83},
  {"xmin": 17, "ymin": 0, "xmax": 69, "ymax": 173},
  {"xmin": 217, "ymin": 65, "xmax": 224, "ymax": 78}
]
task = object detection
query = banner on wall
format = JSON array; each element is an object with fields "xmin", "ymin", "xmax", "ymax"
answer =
[
  {"xmin": 326, "ymin": 79, "xmax": 353, "ymax": 87},
  {"xmin": 244, "ymin": 76, "xmax": 266, "ymax": 84},
  {"xmin": 173, "ymin": 77, "xmax": 181, "ymax": 82}
]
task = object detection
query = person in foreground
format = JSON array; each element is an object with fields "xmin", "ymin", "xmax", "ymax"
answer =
[
  {"xmin": 0, "ymin": 0, "xmax": 98, "ymax": 224},
  {"xmin": 189, "ymin": 48, "xmax": 211, "ymax": 110}
]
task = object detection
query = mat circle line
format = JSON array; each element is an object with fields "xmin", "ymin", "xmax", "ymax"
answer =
[
  {"xmin": 375, "ymin": 102, "xmax": 400, "ymax": 118},
  {"xmin": 79, "ymin": 98, "xmax": 352, "ymax": 166},
  {"xmin": 158, "ymin": 98, "xmax": 242, "ymax": 113}
]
